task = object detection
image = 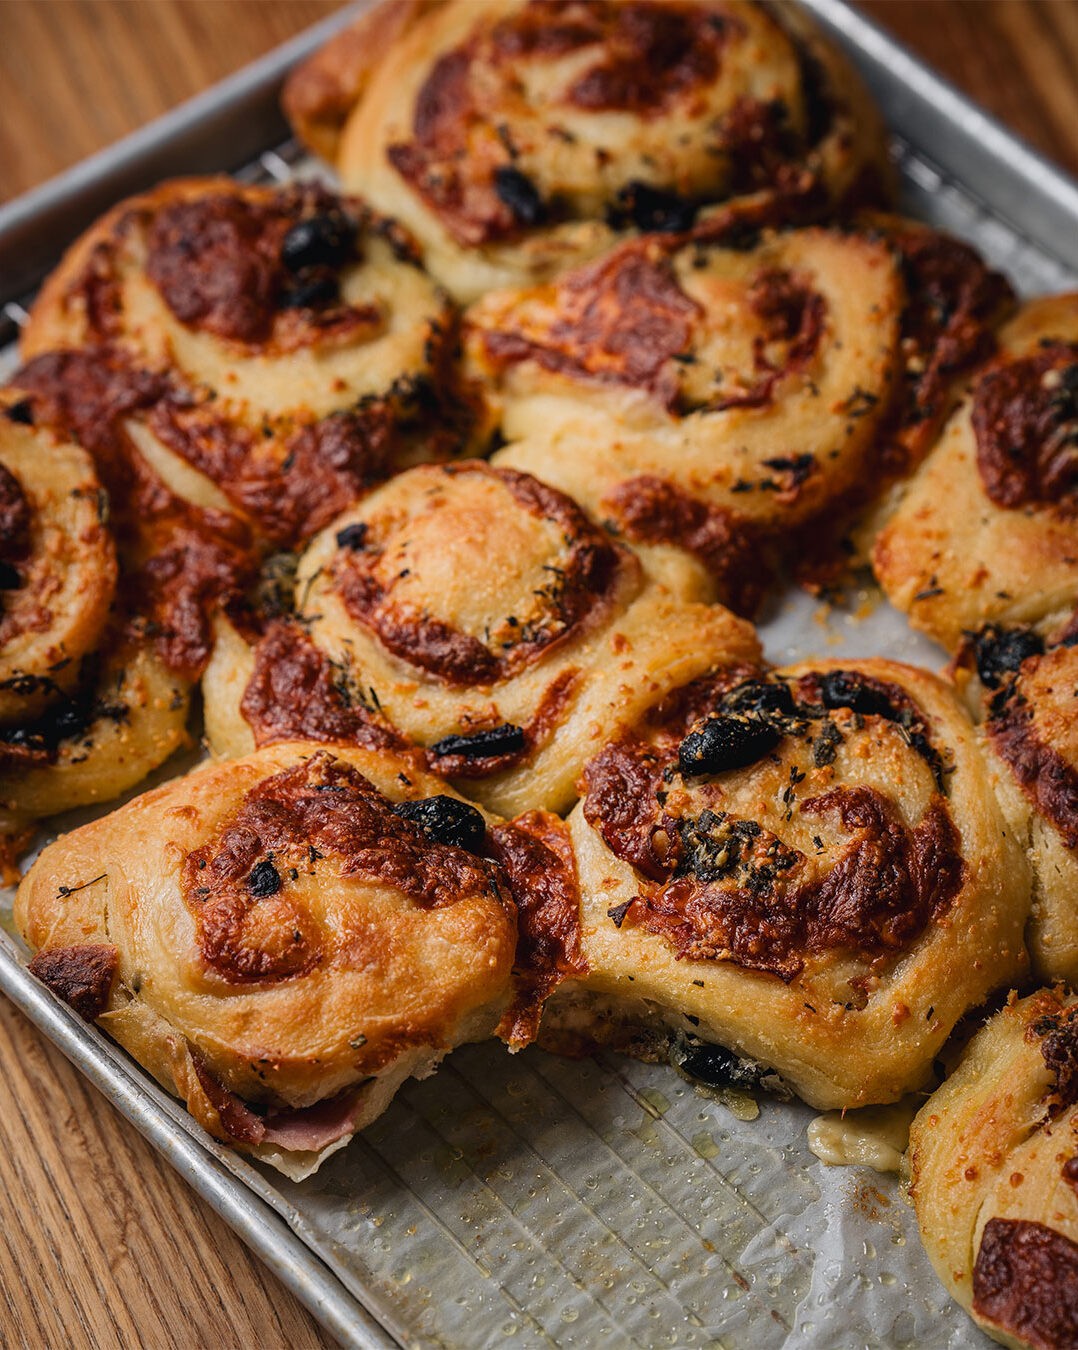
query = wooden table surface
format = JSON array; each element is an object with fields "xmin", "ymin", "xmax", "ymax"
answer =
[{"xmin": 0, "ymin": 2, "xmax": 1076, "ymax": 1347}]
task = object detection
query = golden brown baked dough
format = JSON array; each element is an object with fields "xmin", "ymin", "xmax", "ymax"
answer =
[
  {"xmin": 21, "ymin": 177, "xmax": 467, "ymax": 547},
  {"xmin": 201, "ymin": 460, "xmax": 762, "ymax": 816},
  {"xmin": 283, "ymin": 1, "xmax": 439, "ymax": 164},
  {"xmin": 484, "ymin": 225, "xmax": 903, "ymax": 608},
  {"xmin": 309, "ymin": 0, "xmax": 891, "ymax": 301},
  {"xmin": 0, "ymin": 392, "xmax": 117, "ymax": 723},
  {"xmin": 909, "ymin": 988, "xmax": 1078, "ymax": 1350},
  {"xmin": 16, "ymin": 741, "xmax": 518, "ymax": 1178},
  {"xmin": 0, "ymin": 392, "xmax": 190, "ymax": 872},
  {"xmin": 873, "ymin": 294, "xmax": 1078, "ymax": 652},
  {"xmin": 552, "ymin": 658, "xmax": 1029, "ymax": 1108},
  {"xmin": 955, "ymin": 617, "xmax": 1078, "ymax": 985}
]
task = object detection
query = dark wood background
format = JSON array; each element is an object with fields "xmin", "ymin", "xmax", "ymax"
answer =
[{"xmin": 0, "ymin": 2, "xmax": 1075, "ymax": 1346}]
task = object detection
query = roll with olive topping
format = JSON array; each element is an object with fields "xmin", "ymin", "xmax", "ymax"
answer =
[
  {"xmin": 479, "ymin": 218, "xmax": 1013, "ymax": 605},
  {"xmin": 549, "ymin": 659, "xmax": 1029, "ymax": 1109},
  {"xmin": 0, "ymin": 393, "xmax": 191, "ymax": 874},
  {"xmin": 909, "ymin": 988, "xmax": 1078, "ymax": 1350},
  {"xmin": 22, "ymin": 177, "xmax": 469, "ymax": 548},
  {"xmin": 15, "ymin": 742, "xmax": 518, "ymax": 1178},
  {"xmin": 873, "ymin": 294, "xmax": 1078, "ymax": 653},
  {"xmin": 957, "ymin": 616, "xmax": 1078, "ymax": 985},
  {"xmin": 202, "ymin": 460, "xmax": 761, "ymax": 817},
  {"xmin": 285, "ymin": 0, "xmax": 891, "ymax": 302},
  {"xmin": 480, "ymin": 226, "xmax": 902, "ymax": 608}
]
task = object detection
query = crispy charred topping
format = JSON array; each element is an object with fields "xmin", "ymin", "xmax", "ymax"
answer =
[
  {"xmin": 488, "ymin": 809, "xmax": 588, "ymax": 1049},
  {"xmin": 390, "ymin": 794, "xmax": 487, "ymax": 853},
  {"xmin": 11, "ymin": 350, "xmax": 254, "ymax": 678},
  {"xmin": 180, "ymin": 753, "xmax": 510, "ymax": 984},
  {"xmin": 880, "ymin": 226, "xmax": 1014, "ymax": 470},
  {"xmin": 479, "ymin": 242, "xmax": 700, "ymax": 408},
  {"xmin": 331, "ymin": 465, "xmax": 624, "ymax": 685},
  {"xmin": 607, "ymin": 182, "xmax": 699, "ymax": 235},
  {"xmin": 426, "ymin": 668, "xmax": 580, "ymax": 780},
  {"xmin": 971, "ymin": 623, "xmax": 1045, "ymax": 690},
  {"xmin": 601, "ymin": 476, "xmax": 767, "ymax": 618},
  {"xmin": 583, "ymin": 668, "xmax": 962, "ymax": 978},
  {"xmin": 973, "ymin": 343, "xmax": 1078, "ymax": 512},
  {"xmin": 679, "ymin": 715, "xmax": 780, "ymax": 776},
  {"xmin": 0, "ymin": 652, "xmax": 137, "ymax": 772},
  {"xmin": 387, "ymin": 1, "xmax": 733, "ymax": 246},
  {"xmin": 429, "ymin": 725, "xmax": 526, "ymax": 760},
  {"xmin": 987, "ymin": 646, "xmax": 1078, "ymax": 851},
  {"xmin": 240, "ymin": 620, "xmax": 403, "ymax": 753},
  {"xmin": 973, "ymin": 1219, "xmax": 1078, "ymax": 1349},
  {"xmin": 27, "ymin": 943, "xmax": 118, "ymax": 1021},
  {"xmin": 1038, "ymin": 1008, "xmax": 1078, "ymax": 1111}
]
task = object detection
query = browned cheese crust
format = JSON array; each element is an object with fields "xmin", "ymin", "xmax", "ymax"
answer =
[
  {"xmin": 311, "ymin": 0, "xmax": 891, "ymax": 300},
  {"xmin": 202, "ymin": 460, "xmax": 762, "ymax": 817},
  {"xmin": 21, "ymin": 177, "xmax": 470, "ymax": 551},
  {"xmin": 0, "ymin": 391, "xmax": 191, "ymax": 868},
  {"xmin": 15, "ymin": 742, "xmax": 518, "ymax": 1176},
  {"xmin": 910, "ymin": 989, "xmax": 1078, "ymax": 1350},
  {"xmin": 873, "ymin": 294, "xmax": 1078, "ymax": 652},
  {"xmin": 484, "ymin": 224, "xmax": 908, "ymax": 606},
  {"xmin": 560, "ymin": 659, "xmax": 1029, "ymax": 1108},
  {"xmin": 957, "ymin": 616, "xmax": 1078, "ymax": 985}
]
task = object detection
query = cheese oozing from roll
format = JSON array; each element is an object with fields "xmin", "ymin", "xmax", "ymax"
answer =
[
  {"xmin": 202, "ymin": 461, "xmax": 761, "ymax": 817},
  {"xmin": 909, "ymin": 988, "xmax": 1078, "ymax": 1350},
  {"xmin": 551, "ymin": 659, "xmax": 1029, "ymax": 1109},
  {"xmin": 16, "ymin": 742, "xmax": 518, "ymax": 1179}
]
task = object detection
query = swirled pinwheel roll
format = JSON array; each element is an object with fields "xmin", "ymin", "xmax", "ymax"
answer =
[
  {"xmin": 873, "ymin": 294, "xmax": 1078, "ymax": 653},
  {"xmin": 552, "ymin": 659, "xmax": 1029, "ymax": 1109},
  {"xmin": 21, "ymin": 177, "xmax": 469, "ymax": 548},
  {"xmin": 201, "ymin": 461, "xmax": 762, "ymax": 816},
  {"xmin": 909, "ymin": 988, "xmax": 1078, "ymax": 1350},
  {"xmin": 16, "ymin": 742, "xmax": 518, "ymax": 1178},
  {"xmin": 286, "ymin": 0, "xmax": 891, "ymax": 302},
  {"xmin": 0, "ymin": 393, "xmax": 191, "ymax": 870},
  {"xmin": 955, "ymin": 617, "xmax": 1078, "ymax": 985},
  {"xmin": 480, "ymin": 226, "xmax": 902, "ymax": 607},
  {"xmin": 0, "ymin": 393, "xmax": 117, "ymax": 723}
]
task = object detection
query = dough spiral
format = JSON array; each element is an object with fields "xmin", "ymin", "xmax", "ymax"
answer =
[{"xmin": 553, "ymin": 658, "xmax": 1029, "ymax": 1108}]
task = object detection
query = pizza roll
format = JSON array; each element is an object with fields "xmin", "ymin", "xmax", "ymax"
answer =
[
  {"xmin": 22, "ymin": 177, "xmax": 467, "ymax": 547},
  {"xmin": 956, "ymin": 617, "xmax": 1078, "ymax": 985},
  {"xmin": 552, "ymin": 658, "xmax": 1029, "ymax": 1109},
  {"xmin": 873, "ymin": 294, "xmax": 1078, "ymax": 652},
  {"xmin": 0, "ymin": 392, "xmax": 117, "ymax": 723},
  {"xmin": 202, "ymin": 461, "xmax": 762, "ymax": 816},
  {"xmin": 479, "ymin": 225, "xmax": 902, "ymax": 605},
  {"xmin": 909, "ymin": 988, "xmax": 1078, "ymax": 1350},
  {"xmin": 0, "ymin": 392, "xmax": 191, "ymax": 870},
  {"xmin": 294, "ymin": 0, "xmax": 891, "ymax": 301},
  {"xmin": 16, "ymin": 741, "xmax": 518, "ymax": 1178}
]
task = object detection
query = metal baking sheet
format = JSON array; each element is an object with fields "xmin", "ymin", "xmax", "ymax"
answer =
[{"xmin": 2, "ymin": 4, "xmax": 1078, "ymax": 1346}]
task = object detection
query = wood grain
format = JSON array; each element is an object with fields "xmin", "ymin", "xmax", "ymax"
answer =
[{"xmin": 0, "ymin": 3, "xmax": 1075, "ymax": 1349}]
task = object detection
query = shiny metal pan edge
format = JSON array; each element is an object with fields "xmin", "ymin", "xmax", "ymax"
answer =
[{"xmin": 1, "ymin": 4, "xmax": 1077, "ymax": 1348}]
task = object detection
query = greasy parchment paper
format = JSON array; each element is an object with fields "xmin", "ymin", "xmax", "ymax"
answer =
[{"xmin": 2, "ymin": 91, "xmax": 1078, "ymax": 1350}]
